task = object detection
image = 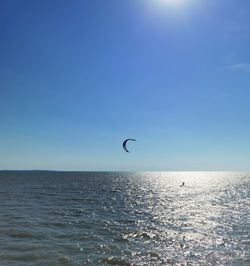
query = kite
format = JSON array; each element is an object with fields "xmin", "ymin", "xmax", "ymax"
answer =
[{"xmin": 122, "ymin": 138, "xmax": 136, "ymax": 153}]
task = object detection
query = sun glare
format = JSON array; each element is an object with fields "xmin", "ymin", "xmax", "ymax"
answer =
[
  {"xmin": 152, "ymin": 0, "xmax": 192, "ymax": 13},
  {"xmin": 157, "ymin": 0, "xmax": 185, "ymax": 6}
]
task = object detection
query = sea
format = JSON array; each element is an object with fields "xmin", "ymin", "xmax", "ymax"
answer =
[{"xmin": 0, "ymin": 171, "xmax": 249, "ymax": 266}]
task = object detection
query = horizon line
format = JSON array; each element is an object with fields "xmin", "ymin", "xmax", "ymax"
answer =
[{"xmin": 0, "ymin": 169, "xmax": 249, "ymax": 173}]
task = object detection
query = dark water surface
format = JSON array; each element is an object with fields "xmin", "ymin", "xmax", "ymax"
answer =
[{"xmin": 0, "ymin": 171, "xmax": 249, "ymax": 265}]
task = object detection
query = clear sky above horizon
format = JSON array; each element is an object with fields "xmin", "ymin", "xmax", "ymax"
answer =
[{"xmin": 1, "ymin": 0, "xmax": 250, "ymax": 171}]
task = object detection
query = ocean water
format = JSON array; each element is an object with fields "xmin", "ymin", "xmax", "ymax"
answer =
[{"xmin": 0, "ymin": 171, "xmax": 249, "ymax": 266}]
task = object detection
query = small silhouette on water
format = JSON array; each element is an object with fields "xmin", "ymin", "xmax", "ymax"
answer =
[{"xmin": 180, "ymin": 182, "xmax": 185, "ymax": 187}]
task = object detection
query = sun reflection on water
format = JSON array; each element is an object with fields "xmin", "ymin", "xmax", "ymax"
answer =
[{"xmin": 117, "ymin": 171, "xmax": 249, "ymax": 264}]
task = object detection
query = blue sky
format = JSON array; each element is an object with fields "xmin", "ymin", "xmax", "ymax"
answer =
[{"xmin": 1, "ymin": 0, "xmax": 250, "ymax": 170}]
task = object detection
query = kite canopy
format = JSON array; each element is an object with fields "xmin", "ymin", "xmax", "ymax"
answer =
[{"xmin": 122, "ymin": 138, "xmax": 136, "ymax": 153}]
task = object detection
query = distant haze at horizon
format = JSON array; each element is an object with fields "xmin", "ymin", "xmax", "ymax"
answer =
[{"xmin": 1, "ymin": 0, "xmax": 250, "ymax": 171}]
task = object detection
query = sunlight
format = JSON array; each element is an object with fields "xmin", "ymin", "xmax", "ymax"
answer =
[
  {"xmin": 150, "ymin": 0, "xmax": 193, "ymax": 14},
  {"xmin": 147, "ymin": 0, "xmax": 194, "ymax": 23},
  {"xmin": 156, "ymin": 0, "xmax": 186, "ymax": 7}
]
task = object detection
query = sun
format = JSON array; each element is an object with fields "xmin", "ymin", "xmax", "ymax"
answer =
[
  {"xmin": 147, "ymin": 0, "xmax": 193, "ymax": 19},
  {"xmin": 157, "ymin": 0, "xmax": 185, "ymax": 6}
]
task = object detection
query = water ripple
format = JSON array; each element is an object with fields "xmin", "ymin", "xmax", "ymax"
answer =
[{"xmin": 0, "ymin": 171, "xmax": 249, "ymax": 265}]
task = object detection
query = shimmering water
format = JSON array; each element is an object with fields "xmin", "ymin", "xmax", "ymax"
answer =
[{"xmin": 0, "ymin": 171, "xmax": 249, "ymax": 265}]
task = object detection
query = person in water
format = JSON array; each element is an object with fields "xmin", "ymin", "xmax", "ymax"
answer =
[{"xmin": 181, "ymin": 182, "xmax": 185, "ymax": 186}]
